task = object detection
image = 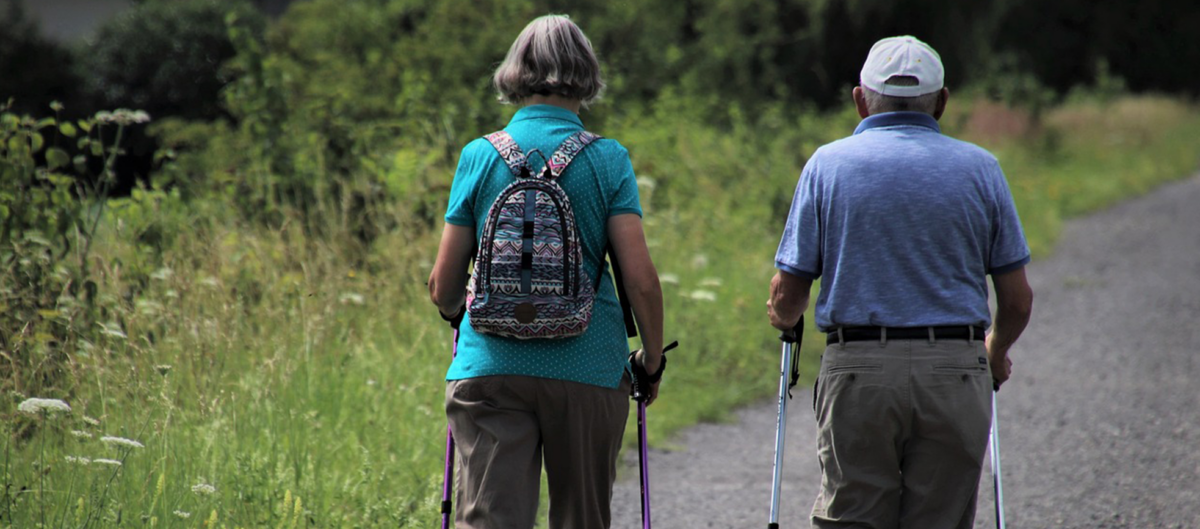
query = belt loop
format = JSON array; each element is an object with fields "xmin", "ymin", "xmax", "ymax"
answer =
[
  {"xmin": 837, "ymin": 327, "xmax": 845, "ymax": 348},
  {"xmin": 968, "ymin": 325, "xmax": 975, "ymax": 345},
  {"xmin": 927, "ymin": 326, "xmax": 936, "ymax": 345},
  {"xmin": 879, "ymin": 327, "xmax": 887, "ymax": 347}
]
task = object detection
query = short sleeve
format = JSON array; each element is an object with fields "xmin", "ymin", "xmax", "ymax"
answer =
[
  {"xmin": 444, "ymin": 139, "xmax": 488, "ymax": 227},
  {"xmin": 987, "ymin": 162, "xmax": 1031, "ymax": 274},
  {"xmin": 604, "ymin": 142, "xmax": 643, "ymax": 218},
  {"xmin": 775, "ymin": 156, "xmax": 822, "ymax": 279}
]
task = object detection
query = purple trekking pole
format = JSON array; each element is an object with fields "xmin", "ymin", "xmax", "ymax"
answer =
[
  {"xmin": 629, "ymin": 340, "xmax": 678, "ymax": 529},
  {"xmin": 439, "ymin": 309, "xmax": 464, "ymax": 529},
  {"xmin": 636, "ymin": 397, "xmax": 651, "ymax": 529}
]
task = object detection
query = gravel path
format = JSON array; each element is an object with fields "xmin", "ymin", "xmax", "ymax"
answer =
[{"xmin": 612, "ymin": 173, "xmax": 1200, "ymax": 529}]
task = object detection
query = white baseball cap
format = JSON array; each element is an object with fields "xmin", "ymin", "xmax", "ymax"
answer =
[{"xmin": 859, "ymin": 36, "xmax": 944, "ymax": 97}]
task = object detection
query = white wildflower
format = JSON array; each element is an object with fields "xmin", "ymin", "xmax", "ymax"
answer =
[
  {"xmin": 338, "ymin": 292, "xmax": 365, "ymax": 305},
  {"xmin": 636, "ymin": 176, "xmax": 657, "ymax": 190},
  {"xmin": 82, "ymin": 415, "xmax": 101, "ymax": 426},
  {"xmin": 65, "ymin": 456, "xmax": 91, "ymax": 465},
  {"xmin": 687, "ymin": 290, "xmax": 718, "ymax": 302},
  {"xmin": 101, "ymin": 436, "xmax": 145, "ymax": 449},
  {"xmin": 691, "ymin": 254, "xmax": 709, "ymax": 269},
  {"xmin": 191, "ymin": 483, "xmax": 217, "ymax": 496},
  {"xmin": 659, "ymin": 273, "xmax": 680, "ymax": 285},
  {"xmin": 95, "ymin": 109, "xmax": 151, "ymax": 126},
  {"xmin": 17, "ymin": 398, "xmax": 71, "ymax": 415},
  {"xmin": 199, "ymin": 276, "xmax": 221, "ymax": 288},
  {"xmin": 155, "ymin": 365, "xmax": 173, "ymax": 376},
  {"xmin": 93, "ymin": 458, "xmax": 122, "ymax": 467},
  {"xmin": 70, "ymin": 430, "xmax": 93, "ymax": 439},
  {"xmin": 699, "ymin": 277, "xmax": 723, "ymax": 287},
  {"xmin": 173, "ymin": 510, "xmax": 191, "ymax": 519}
]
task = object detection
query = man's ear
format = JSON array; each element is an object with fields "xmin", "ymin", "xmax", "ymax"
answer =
[
  {"xmin": 932, "ymin": 87, "xmax": 950, "ymax": 121},
  {"xmin": 853, "ymin": 86, "xmax": 870, "ymax": 119}
]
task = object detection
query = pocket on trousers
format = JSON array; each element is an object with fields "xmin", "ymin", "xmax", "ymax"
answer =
[
  {"xmin": 931, "ymin": 363, "xmax": 988, "ymax": 376},
  {"xmin": 450, "ymin": 376, "xmax": 501, "ymax": 403},
  {"xmin": 824, "ymin": 363, "xmax": 884, "ymax": 375}
]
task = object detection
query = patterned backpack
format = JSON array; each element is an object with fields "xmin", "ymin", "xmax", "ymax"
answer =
[{"xmin": 466, "ymin": 130, "xmax": 602, "ymax": 339}]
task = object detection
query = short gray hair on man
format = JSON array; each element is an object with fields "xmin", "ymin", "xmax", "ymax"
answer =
[
  {"xmin": 861, "ymin": 75, "xmax": 941, "ymax": 115},
  {"xmin": 493, "ymin": 15, "xmax": 605, "ymax": 106}
]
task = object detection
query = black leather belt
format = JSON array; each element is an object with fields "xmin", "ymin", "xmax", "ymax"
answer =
[{"xmin": 826, "ymin": 326, "xmax": 985, "ymax": 345}]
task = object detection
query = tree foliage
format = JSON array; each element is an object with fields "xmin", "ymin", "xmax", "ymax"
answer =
[
  {"xmin": 0, "ymin": 0, "xmax": 83, "ymax": 116},
  {"xmin": 83, "ymin": 0, "xmax": 265, "ymax": 122}
]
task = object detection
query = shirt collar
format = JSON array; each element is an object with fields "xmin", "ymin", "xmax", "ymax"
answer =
[
  {"xmin": 510, "ymin": 104, "xmax": 584, "ymax": 127},
  {"xmin": 853, "ymin": 111, "xmax": 941, "ymax": 135}
]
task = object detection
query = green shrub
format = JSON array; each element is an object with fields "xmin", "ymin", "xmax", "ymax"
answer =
[{"xmin": 0, "ymin": 103, "xmax": 148, "ymax": 403}]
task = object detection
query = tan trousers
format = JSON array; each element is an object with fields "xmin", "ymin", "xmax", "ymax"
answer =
[
  {"xmin": 811, "ymin": 336, "xmax": 993, "ymax": 529},
  {"xmin": 445, "ymin": 375, "xmax": 630, "ymax": 529}
]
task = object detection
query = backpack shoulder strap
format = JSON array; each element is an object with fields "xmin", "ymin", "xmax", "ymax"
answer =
[
  {"xmin": 484, "ymin": 131, "xmax": 527, "ymax": 177},
  {"xmin": 607, "ymin": 245, "xmax": 638, "ymax": 338},
  {"xmin": 544, "ymin": 131, "xmax": 602, "ymax": 180}
]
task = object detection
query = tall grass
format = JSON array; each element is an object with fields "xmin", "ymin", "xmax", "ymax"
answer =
[{"xmin": 3, "ymin": 94, "xmax": 1198, "ymax": 527}]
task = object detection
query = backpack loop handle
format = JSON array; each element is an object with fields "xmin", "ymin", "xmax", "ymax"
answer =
[{"xmin": 484, "ymin": 131, "xmax": 601, "ymax": 181}]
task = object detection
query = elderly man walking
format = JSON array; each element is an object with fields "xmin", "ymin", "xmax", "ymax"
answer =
[{"xmin": 767, "ymin": 36, "xmax": 1034, "ymax": 528}]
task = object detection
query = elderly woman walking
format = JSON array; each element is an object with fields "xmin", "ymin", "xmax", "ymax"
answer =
[{"xmin": 428, "ymin": 14, "xmax": 665, "ymax": 529}]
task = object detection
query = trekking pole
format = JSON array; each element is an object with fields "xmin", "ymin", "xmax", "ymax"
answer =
[
  {"xmin": 990, "ymin": 390, "xmax": 1006, "ymax": 529},
  {"xmin": 768, "ymin": 316, "xmax": 803, "ymax": 529},
  {"xmin": 631, "ymin": 341, "xmax": 679, "ymax": 529},
  {"xmin": 439, "ymin": 308, "xmax": 464, "ymax": 529}
]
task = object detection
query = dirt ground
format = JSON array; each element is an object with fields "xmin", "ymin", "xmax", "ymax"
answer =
[{"xmin": 612, "ymin": 173, "xmax": 1200, "ymax": 529}]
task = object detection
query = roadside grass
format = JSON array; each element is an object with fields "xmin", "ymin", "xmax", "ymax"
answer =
[{"xmin": 3, "ymin": 94, "xmax": 1197, "ymax": 527}]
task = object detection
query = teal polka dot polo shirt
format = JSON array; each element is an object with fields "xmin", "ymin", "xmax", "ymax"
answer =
[{"xmin": 443, "ymin": 105, "xmax": 643, "ymax": 389}]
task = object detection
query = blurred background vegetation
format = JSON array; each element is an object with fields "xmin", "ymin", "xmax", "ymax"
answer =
[{"xmin": 2, "ymin": 0, "xmax": 1199, "ymax": 526}]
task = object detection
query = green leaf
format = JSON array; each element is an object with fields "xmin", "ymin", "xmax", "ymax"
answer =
[
  {"xmin": 30, "ymin": 133, "xmax": 44, "ymax": 153},
  {"xmin": 47, "ymin": 174, "xmax": 73, "ymax": 186},
  {"xmin": 46, "ymin": 147, "xmax": 70, "ymax": 170},
  {"xmin": 90, "ymin": 141, "xmax": 103, "ymax": 156},
  {"xmin": 59, "ymin": 122, "xmax": 77, "ymax": 138},
  {"xmin": 23, "ymin": 231, "xmax": 51, "ymax": 246},
  {"xmin": 35, "ymin": 117, "xmax": 56, "ymax": 129}
]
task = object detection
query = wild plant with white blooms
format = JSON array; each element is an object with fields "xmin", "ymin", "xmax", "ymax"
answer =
[
  {"xmin": 17, "ymin": 398, "xmax": 71, "ymax": 415},
  {"xmin": 100, "ymin": 436, "xmax": 145, "ymax": 450}
]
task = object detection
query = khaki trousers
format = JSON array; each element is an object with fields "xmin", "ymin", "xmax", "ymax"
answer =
[
  {"xmin": 445, "ymin": 375, "xmax": 630, "ymax": 529},
  {"xmin": 811, "ymin": 336, "xmax": 993, "ymax": 529}
]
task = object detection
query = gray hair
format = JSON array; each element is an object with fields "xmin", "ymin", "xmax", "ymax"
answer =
[
  {"xmin": 493, "ymin": 15, "xmax": 605, "ymax": 106},
  {"xmin": 861, "ymin": 75, "xmax": 941, "ymax": 115}
]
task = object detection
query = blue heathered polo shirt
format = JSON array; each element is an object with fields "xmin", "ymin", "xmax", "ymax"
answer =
[
  {"xmin": 775, "ymin": 111, "xmax": 1030, "ymax": 332},
  {"xmin": 443, "ymin": 105, "xmax": 642, "ymax": 389}
]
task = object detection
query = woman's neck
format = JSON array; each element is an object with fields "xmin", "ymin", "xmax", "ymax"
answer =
[{"xmin": 524, "ymin": 94, "xmax": 582, "ymax": 114}]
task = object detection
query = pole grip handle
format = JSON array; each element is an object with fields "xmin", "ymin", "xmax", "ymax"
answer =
[{"xmin": 778, "ymin": 315, "xmax": 804, "ymax": 343}]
